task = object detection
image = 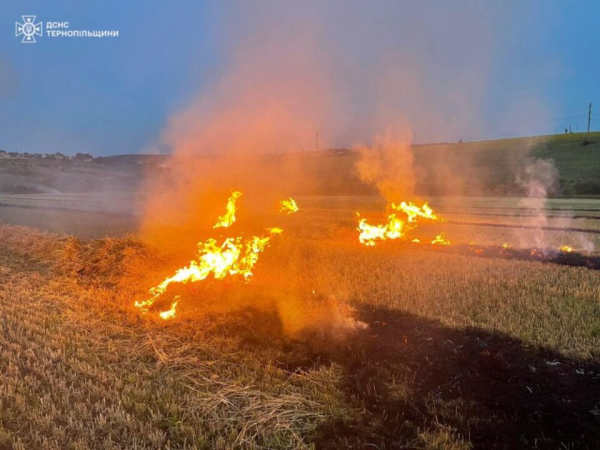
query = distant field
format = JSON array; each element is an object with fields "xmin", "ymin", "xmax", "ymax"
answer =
[
  {"xmin": 1, "ymin": 193, "xmax": 600, "ymax": 248},
  {"xmin": 2, "ymin": 131, "xmax": 600, "ymax": 197}
]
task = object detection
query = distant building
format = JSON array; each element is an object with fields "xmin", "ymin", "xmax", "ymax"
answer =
[{"xmin": 74, "ymin": 152, "xmax": 94, "ymax": 162}]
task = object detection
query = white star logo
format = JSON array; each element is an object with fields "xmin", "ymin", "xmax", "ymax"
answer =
[{"xmin": 15, "ymin": 15, "xmax": 43, "ymax": 43}]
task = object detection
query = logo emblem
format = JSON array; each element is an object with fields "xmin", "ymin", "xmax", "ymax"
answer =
[{"xmin": 15, "ymin": 16, "xmax": 43, "ymax": 43}]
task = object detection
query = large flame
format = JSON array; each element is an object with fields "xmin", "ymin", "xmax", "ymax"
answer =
[
  {"xmin": 137, "ymin": 192, "xmax": 295, "ymax": 319},
  {"xmin": 357, "ymin": 201, "xmax": 442, "ymax": 246}
]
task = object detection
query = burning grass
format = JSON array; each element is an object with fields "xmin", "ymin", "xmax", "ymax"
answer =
[{"xmin": 0, "ymin": 203, "xmax": 599, "ymax": 448}]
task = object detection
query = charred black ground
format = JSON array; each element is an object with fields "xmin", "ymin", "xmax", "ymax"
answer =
[{"xmin": 223, "ymin": 305, "xmax": 600, "ymax": 449}]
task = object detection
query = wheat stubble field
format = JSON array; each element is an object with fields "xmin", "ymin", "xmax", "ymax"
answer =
[{"xmin": 0, "ymin": 196, "xmax": 599, "ymax": 449}]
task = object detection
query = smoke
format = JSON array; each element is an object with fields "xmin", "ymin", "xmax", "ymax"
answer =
[
  {"xmin": 516, "ymin": 158, "xmax": 559, "ymax": 250},
  {"xmin": 355, "ymin": 130, "xmax": 415, "ymax": 203},
  {"xmin": 138, "ymin": 1, "xmax": 564, "ymax": 334}
]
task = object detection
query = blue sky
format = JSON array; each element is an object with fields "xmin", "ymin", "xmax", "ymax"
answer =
[{"xmin": 0, "ymin": 1, "xmax": 598, "ymax": 156}]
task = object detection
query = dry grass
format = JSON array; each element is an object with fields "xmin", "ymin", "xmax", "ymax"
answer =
[
  {"xmin": 0, "ymin": 226, "xmax": 353, "ymax": 449},
  {"xmin": 1, "ymin": 198, "xmax": 599, "ymax": 448}
]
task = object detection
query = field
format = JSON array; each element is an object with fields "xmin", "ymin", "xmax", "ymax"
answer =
[
  {"xmin": 1, "ymin": 194, "xmax": 599, "ymax": 449},
  {"xmin": 2, "ymin": 131, "xmax": 600, "ymax": 198}
]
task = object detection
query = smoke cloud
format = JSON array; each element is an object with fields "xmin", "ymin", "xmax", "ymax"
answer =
[
  {"xmin": 137, "ymin": 1, "xmax": 563, "ymax": 333},
  {"xmin": 355, "ymin": 130, "xmax": 415, "ymax": 202}
]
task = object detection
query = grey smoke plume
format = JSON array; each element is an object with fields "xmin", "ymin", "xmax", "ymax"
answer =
[{"xmin": 516, "ymin": 158, "xmax": 559, "ymax": 251}]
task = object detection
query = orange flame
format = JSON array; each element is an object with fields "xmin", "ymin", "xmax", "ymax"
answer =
[
  {"xmin": 560, "ymin": 245, "xmax": 572, "ymax": 253},
  {"xmin": 279, "ymin": 197, "xmax": 299, "ymax": 214},
  {"xmin": 213, "ymin": 191, "xmax": 242, "ymax": 228},
  {"xmin": 431, "ymin": 232, "xmax": 450, "ymax": 246},
  {"xmin": 137, "ymin": 191, "xmax": 285, "ymax": 319},
  {"xmin": 159, "ymin": 297, "xmax": 180, "ymax": 320},
  {"xmin": 357, "ymin": 201, "xmax": 442, "ymax": 246},
  {"xmin": 357, "ymin": 214, "xmax": 405, "ymax": 246},
  {"xmin": 391, "ymin": 201, "xmax": 439, "ymax": 222}
]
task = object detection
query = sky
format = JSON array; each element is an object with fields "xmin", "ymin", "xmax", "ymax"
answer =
[{"xmin": 0, "ymin": 0, "xmax": 598, "ymax": 156}]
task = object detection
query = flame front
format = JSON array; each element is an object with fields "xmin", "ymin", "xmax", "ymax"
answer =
[
  {"xmin": 214, "ymin": 191, "xmax": 242, "ymax": 228},
  {"xmin": 280, "ymin": 197, "xmax": 299, "ymax": 214},
  {"xmin": 391, "ymin": 201, "xmax": 439, "ymax": 222},
  {"xmin": 357, "ymin": 201, "xmax": 442, "ymax": 246},
  {"xmin": 137, "ymin": 192, "xmax": 293, "ymax": 319},
  {"xmin": 357, "ymin": 214, "xmax": 405, "ymax": 246}
]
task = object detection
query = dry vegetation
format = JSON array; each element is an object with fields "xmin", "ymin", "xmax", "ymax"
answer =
[{"xmin": 1, "ymin": 198, "xmax": 600, "ymax": 449}]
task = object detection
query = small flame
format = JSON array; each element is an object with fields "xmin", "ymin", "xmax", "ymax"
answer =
[
  {"xmin": 412, "ymin": 238, "xmax": 420, "ymax": 243},
  {"xmin": 268, "ymin": 227, "xmax": 284, "ymax": 234},
  {"xmin": 280, "ymin": 197, "xmax": 299, "ymax": 214},
  {"xmin": 357, "ymin": 214, "xmax": 404, "ymax": 246},
  {"xmin": 431, "ymin": 233, "xmax": 450, "ymax": 246},
  {"xmin": 214, "ymin": 191, "xmax": 242, "ymax": 228},
  {"xmin": 560, "ymin": 245, "xmax": 573, "ymax": 253},
  {"xmin": 391, "ymin": 201, "xmax": 439, "ymax": 222},
  {"xmin": 159, "ymin": 298, "xmax": 179, "ymax": 320},
  {"xmin": 502, "ymin": 243, "xmax": 509, "ymax": 249}
]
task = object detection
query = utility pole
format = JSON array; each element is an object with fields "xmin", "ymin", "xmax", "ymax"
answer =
[{"xmin": 585, "ymin": 102, "xmax": 592, "ymax": 144}]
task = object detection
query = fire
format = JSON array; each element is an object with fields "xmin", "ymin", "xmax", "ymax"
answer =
[
  {"xmin": 357, "ymin": 213, "xmax": 405, "ymax": 246},
  {"xmin": 214, "ymin": 191, "xmax": 242, "ymax": 228},
  {"xmin": 357, "ymin": 201, "xmax": 442, "ymax": 246},
  {"xmin": 137, "ymin": 192, "xmax": 291, "ymax": 319},
  {"xmin": 159, "ymin": 297, "xmax": 179, "ymax": 320},
  {"xmin": 431, "ymin": 233, "xmax": 450, "ymax": 246},
  {"xmin": 560, "ymin": 245, "xmax": 573, "ymax": 253},
  {"xmin": 391, "ymin": 201, "xmax": 439, "ymax": 222},
  {"xmin": 280, "ymin": 197, "xmax": 299, "ymax": 214}
]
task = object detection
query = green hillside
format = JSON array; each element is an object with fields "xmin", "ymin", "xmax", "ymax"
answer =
[{"xmin": 307, "ymin": 131, "xmax": 600, "ymax": 197}]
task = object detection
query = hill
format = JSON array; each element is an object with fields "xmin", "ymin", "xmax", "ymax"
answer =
[
  {"xmin": 0, "ymin": 132, "xmax": 598, "ymax": 196},
  {"xmin": 307, "ymin": 132, "xmax": 600, "ymax": 196}
]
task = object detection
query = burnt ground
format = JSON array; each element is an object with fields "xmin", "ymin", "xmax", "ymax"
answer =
[
  {"xmin": 425, "ymin": 243, "xmax": 600, "ymax": 271},
  {"xmin": 223, "ymin": 305, "xmax": 600, "ymax": 449}
]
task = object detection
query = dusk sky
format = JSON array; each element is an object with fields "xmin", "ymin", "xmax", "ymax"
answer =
[{"xmin": 1, "ymin": 1, "xmax": 598, "ymax": 156}]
